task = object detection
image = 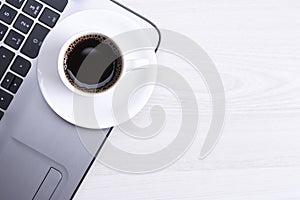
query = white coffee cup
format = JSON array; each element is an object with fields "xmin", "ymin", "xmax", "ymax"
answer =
[{"xmin": 37, "ymin": 10, "xmax": 157, "ymax": 129}]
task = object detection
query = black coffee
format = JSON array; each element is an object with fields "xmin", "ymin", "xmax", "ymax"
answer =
[{"xmin": 63, "ymin": 34, "xmax": 123, "ymax": 93}]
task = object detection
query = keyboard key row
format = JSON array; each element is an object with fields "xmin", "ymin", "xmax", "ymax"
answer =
[
  {"xmin": 1, "ymin": 1, "xmax": 61, "ymax": 29},
  {"xmin": 0, "ymin": 47, "xmax": 30, "ymax": 114},
  {"xmin": 0, "ymin": 0, "xmax": 68, "ymax": 120},
  {"xmin": 0, "ymin": 47, "xmax": 31, "ymax": 78},
  {"xmin": 1, "ymin": 72, "xmax": 23, "ymax": 94},
  {"xmin": 5, "ymin": 0, "xmax": 68, "ymax": 14}
]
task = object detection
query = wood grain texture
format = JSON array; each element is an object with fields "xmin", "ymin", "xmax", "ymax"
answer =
[{"xmin": 74, "ymin": 0, "xmax": 300, "ymax": 199}]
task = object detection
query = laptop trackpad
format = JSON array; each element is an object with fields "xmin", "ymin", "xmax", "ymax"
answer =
[{"xmin": 33, "ymin": 168, "xmax": 62, "ymax": 200}]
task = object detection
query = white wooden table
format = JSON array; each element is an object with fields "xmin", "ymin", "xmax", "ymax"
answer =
[{"xmin": 74, "ymin": 0, "xmax": 300, "ymax": 199}]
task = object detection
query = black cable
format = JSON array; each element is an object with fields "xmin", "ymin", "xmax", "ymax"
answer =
[{"xmin": 110, "ymin": 0, "xmax": 161, "ymax": 52}]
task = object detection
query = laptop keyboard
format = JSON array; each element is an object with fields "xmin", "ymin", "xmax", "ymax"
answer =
[{"xmin": 0, "ymin": 0, "xmax": 68, "ymax": 121}]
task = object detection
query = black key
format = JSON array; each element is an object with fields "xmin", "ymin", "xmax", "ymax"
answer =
[
  {"xmin": 4, "ymin": 30, "xmax": 25, "ymax": 50},
  {"xmin": 39, "ymin": 8, "xmax": 60, "ymax": 28},
  {"xmin": 6, "ymin": 0, "xmax": 25, "ymax": 9},
  {"xmin": 0, "ymin": 110, "xmax": 3, "ymax": 121},
  {"xmin": 11, "ymin": 56, "xmax": 31, "ymax": 77},
  {"xmin": 40, "ymin": 0, "xmax": 68, "ymax": 12},
  {"xmin": 0, "ymin": 22, "xmax": 8, "ymax": 40},
  {"xmin": 0, "ymin": 5, "xmax": 17, "ymax": 25},
  {"xmin": 0, "ymin": 88, "xmax": 13, "ymax": 110},
  {"xmin": 21, "ymin": 23, "xmax": 49, "ymax": 58},
  {"xmin": 23, "ymin": 0, "xmax": 43, "ymax": 18},
  {"xmin": 1, "ymin": 72, "xmax": 14, "ymax": 89},
  {"xmin": 9, "ymin": 74, "xmax": 22, "ymax": 93},
  {"xmin": 14, "ymin": 14, "xmax": 34, "ymax": 34},
  {"xmin": 0, "ymin": 47, "xmax": 14, "ymax": 79}
]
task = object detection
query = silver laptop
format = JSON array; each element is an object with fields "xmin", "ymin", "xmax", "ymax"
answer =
[{"xmin": 0, "ymin": 0, "xmax": 159, "ymax": 199}]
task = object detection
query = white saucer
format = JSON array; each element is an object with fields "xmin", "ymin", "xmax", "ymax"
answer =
[{"xmin": 37, "ymin": 10, "xmax": 157, "ymax": 129}]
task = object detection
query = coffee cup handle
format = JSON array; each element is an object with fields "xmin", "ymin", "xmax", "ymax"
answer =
[{"xmin": 125, "ymin": 59, "xmax": 151, "ymax": 72}]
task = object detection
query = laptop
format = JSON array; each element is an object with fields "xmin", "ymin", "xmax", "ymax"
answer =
[{"xmin": 0, "ymin": 0, "xmax": 159, "ymax": 199}]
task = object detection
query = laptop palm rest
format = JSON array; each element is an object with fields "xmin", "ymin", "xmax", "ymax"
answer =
[{"xmin": 0, "ymin": 139, "xmax": 59, "ymax": 199}]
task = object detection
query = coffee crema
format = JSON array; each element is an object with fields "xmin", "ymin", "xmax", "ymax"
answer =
[{"xmin": 63, "ymin": 34, "xmax": 123, "ymax": 93}]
